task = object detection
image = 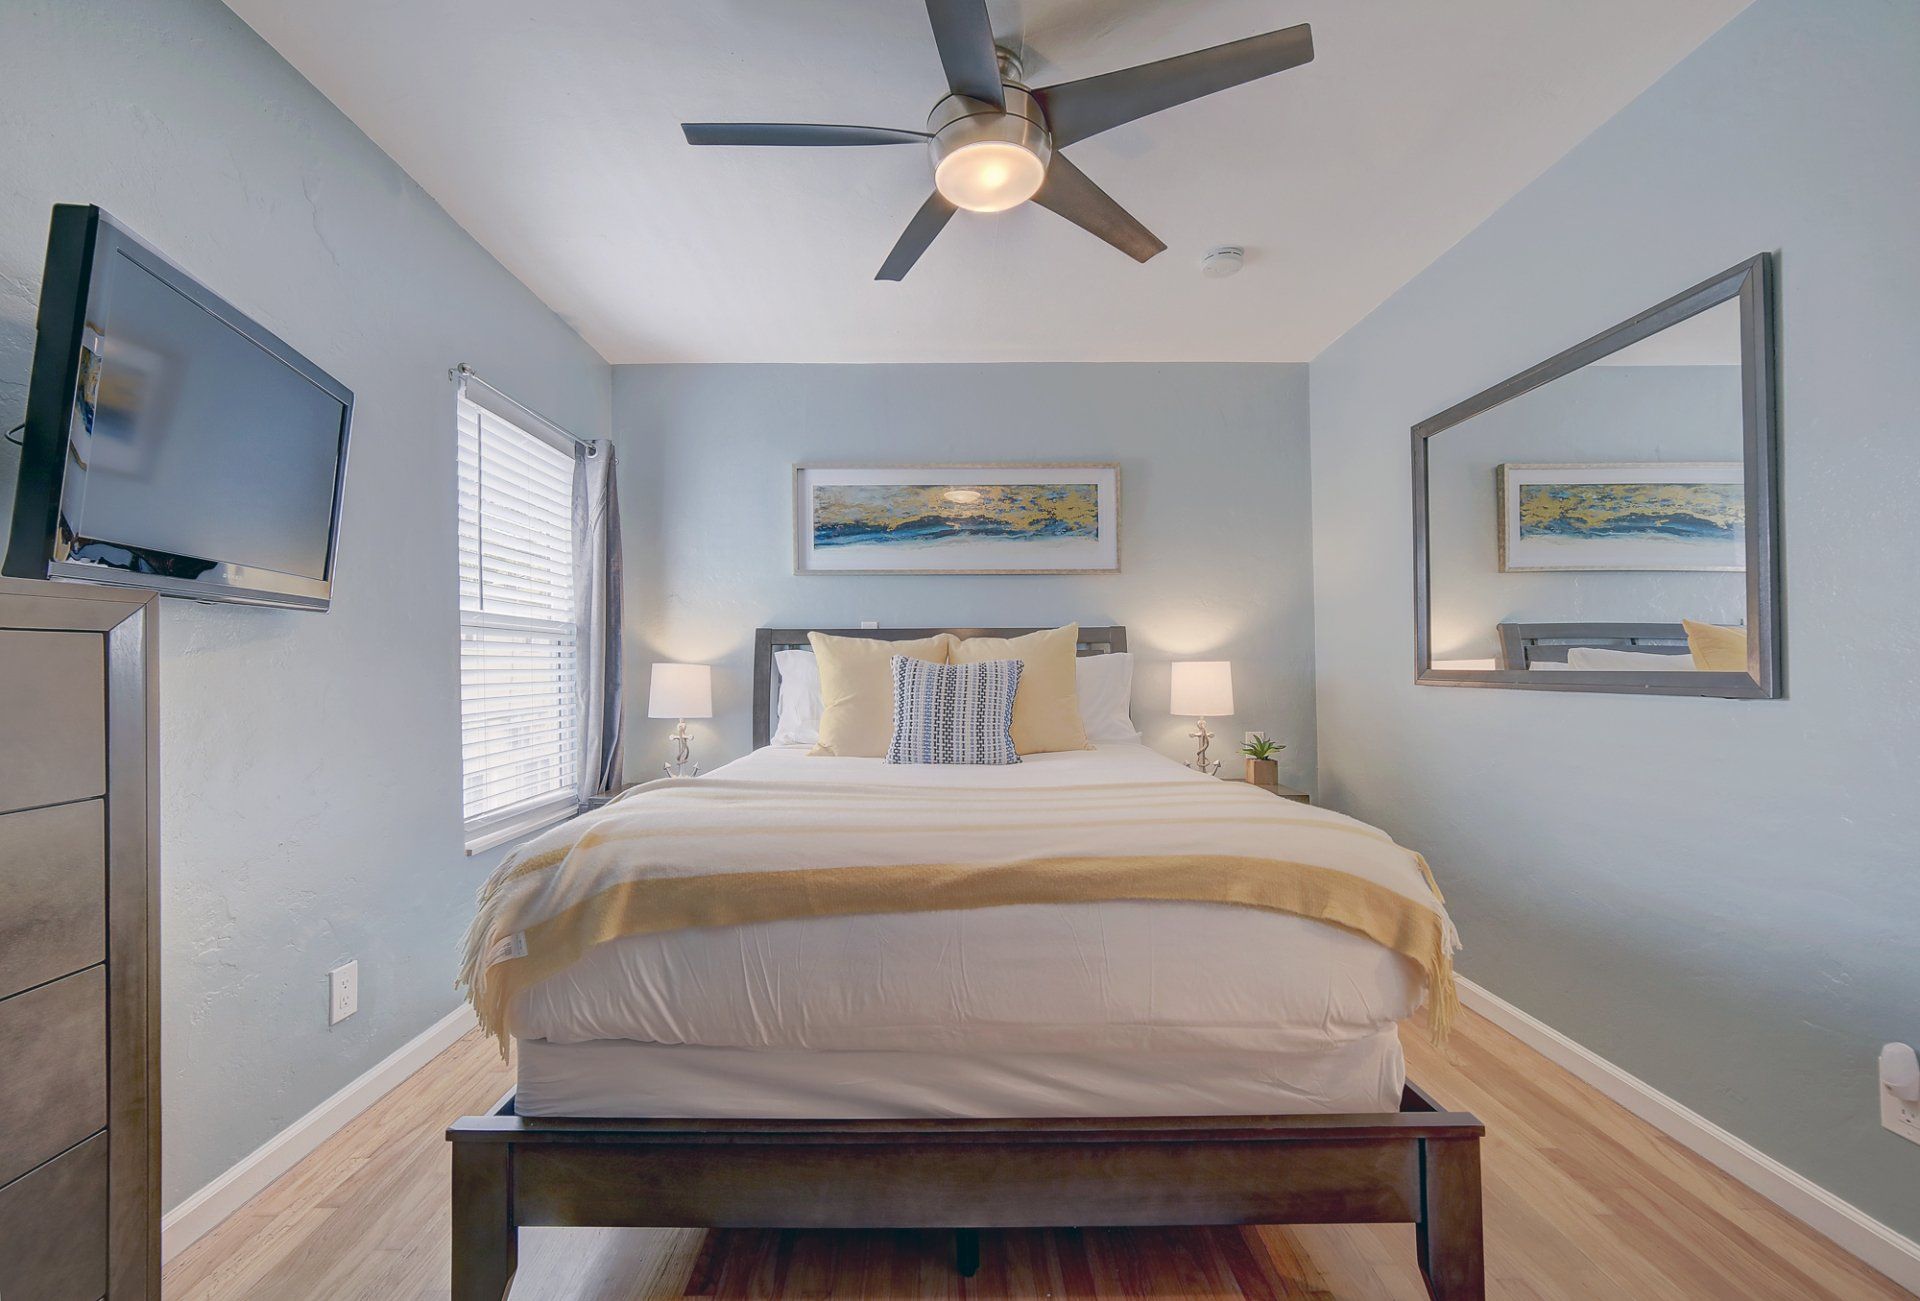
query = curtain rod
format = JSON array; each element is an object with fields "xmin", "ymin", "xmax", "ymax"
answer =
[{"xmin": 450, "ymin": 362, "xmax": 599, "ymax": 456}]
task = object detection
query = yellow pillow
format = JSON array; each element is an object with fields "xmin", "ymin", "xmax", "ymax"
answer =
[
  {"xmin": 951, "ymin": 624, "xmax": 1091, "ymax": 755},
  {"xmin": 809, "ymin": 632, "xmax": 953, "ymax": 757},
  {"xmin": 1682, "ymin": 619, "xmax": 1748, "ymax": 672}
]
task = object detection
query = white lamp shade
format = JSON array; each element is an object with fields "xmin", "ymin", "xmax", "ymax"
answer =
[
  {"xmin": 1170, "ymin": 661, "xmax": 1233, "ymax": 717},
  {"xmin": 647, "ymin": 663, "xmax": 713, "ymax": 719}
]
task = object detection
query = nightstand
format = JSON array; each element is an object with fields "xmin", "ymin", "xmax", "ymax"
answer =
[{"xmin": 1226, "ymin": 777, "xmax": 1310, "ymax": 804}]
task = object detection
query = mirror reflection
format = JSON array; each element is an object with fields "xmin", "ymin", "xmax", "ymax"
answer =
[{"xmin": 1426, "ymin": 297, "xmax": 1751, "ymax": 677}]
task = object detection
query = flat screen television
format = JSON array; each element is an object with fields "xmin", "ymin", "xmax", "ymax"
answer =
[{"xmin": 4, "ymin": 205, "xmax": 352, "ymax": 611}]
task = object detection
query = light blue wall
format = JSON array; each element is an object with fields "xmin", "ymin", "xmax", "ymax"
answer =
[
  {"xmin": 1310, "ymin": 0, "xmax": 1919, "ymax": 1237},
  {"xmin": 0, "ymin": 0, "xmax": 611, "ymax": 1204},
  {"xmin": 614, "ymin": 364, "xmax": 1315, "ymax": 786}
]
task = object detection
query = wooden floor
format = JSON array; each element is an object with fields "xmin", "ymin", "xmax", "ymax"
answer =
[{"xmin": 165, "ymin": 1007, "xmax": 1911, "ymax": 1300}]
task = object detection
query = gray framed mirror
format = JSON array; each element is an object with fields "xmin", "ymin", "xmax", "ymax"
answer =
[{"xmin": 1413, "ymin": 253, "xmax": 1780, "ymax": 698}]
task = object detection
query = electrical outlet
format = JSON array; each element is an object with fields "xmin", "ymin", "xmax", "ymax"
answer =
[
  {"xmin": 328, "ymin": 960, "xmax": 359, "ymax": 1025},
  {"xmin": 1245, "ymin": 731, "xmax": 1267, "ymax": 747},
  {"xmin": 1883, "ymin": 1043, "xmax": 1920, "ymax": 1146},
  {"xmin": 860, "ymin": 620, "xmax": 878, "ymax": 629}
]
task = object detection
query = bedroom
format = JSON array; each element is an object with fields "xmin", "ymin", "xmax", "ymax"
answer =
[{"xmin": 0, "ymin": 1, "xmax": 1913, "ymax": 1298}]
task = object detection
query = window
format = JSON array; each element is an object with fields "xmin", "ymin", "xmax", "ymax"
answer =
[{"xmin": 457, "ymin": 393, "xmax": 583, "ymax": 849}]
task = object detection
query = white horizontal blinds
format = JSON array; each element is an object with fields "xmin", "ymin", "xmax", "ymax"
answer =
[{"xmin": 458, "ymin": 395, "xmax": 582, "ymax": 829}]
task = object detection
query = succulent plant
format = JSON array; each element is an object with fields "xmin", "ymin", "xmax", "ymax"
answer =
[{"xmin": 1240, "ymin": 735, "xmax": 1284, "ymax": 760}]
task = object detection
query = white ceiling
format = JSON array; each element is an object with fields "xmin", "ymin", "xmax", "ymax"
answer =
[{"xmin": 224, "ymin": 0, "xmax": 1748, "ymax": 363}]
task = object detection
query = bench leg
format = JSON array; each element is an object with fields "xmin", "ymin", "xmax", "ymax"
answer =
[
  {"xmin": 1416, "ymin": 1135, "xmax": 1484, "ymax": 1301},
  {"xmin": 954, "ymin": 1228, "xmax": 981, "ymax": 1277},
  {"xmin": 452, "ymin": 1142, "xmax": 518, "ymax": 1301}
]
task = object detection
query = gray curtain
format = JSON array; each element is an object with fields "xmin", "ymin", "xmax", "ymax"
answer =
[{"xmin": 579, "ymin": 442, "xmax": 624, "ymax": 800}]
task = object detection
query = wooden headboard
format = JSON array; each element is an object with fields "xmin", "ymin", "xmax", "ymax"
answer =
[
  {"xmin": 752, "ymin": 626, "xmax": 1128, "ymax": 750},
  {"xmin": 1496, "ymin": 621, "xmax": 1689, "ymax": 670}
]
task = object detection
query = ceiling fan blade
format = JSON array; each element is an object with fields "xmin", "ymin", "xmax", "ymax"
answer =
[
  {"xmin": 1032, "ymin": 22, "xmax": 1313, "ymax": 147},
  {"xmin": 682, "ymin": 123, "xmax": 928, "ymax": 147},
  {"xmin": 1030, "ymin": 154, "xmax": 1165, "ymax": 263},
  {"xmin": 876, "ymin": 192, "xmax": 958, "ymax": 281},
  {"xmin": 924, "ymin": 0, "xmax": 1005, "ymax": 109}
]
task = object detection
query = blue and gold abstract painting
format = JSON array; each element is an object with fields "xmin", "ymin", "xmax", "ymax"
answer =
[
  {"xmin": 812, "ymin": 483, "xmax": 1101, "ymax": 550},
  {"xmin": 1517, "ymin": 481, "xmax": 1745, "ymax": 545},
  {"xmin": 1498, "ymin": 463, "xmax": 1745, "ymax": 571}
]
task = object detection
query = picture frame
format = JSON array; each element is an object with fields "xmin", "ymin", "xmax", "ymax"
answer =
[
  {"xmin": 1494, "ymin": 461, "xmax": 1746, "ymax": 573},
  {"xmin": 793, "ymin": 463, "xmax": 1121, "ymax": 575}
]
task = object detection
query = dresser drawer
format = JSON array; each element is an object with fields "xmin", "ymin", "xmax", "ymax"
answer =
[
  {"xmin": 0, "ymin": 966, "xmax": 107, "ymax": 1188},
  {"xmin": 0, "ymin": 629, "xmax": 106, "ymax": 813},
  {"xmin": 0, "ymin": 1129, "xmax": 108, "ymax": 1301},
  {"xmin": 0, "ymin": 800, "xmax": 106, "ymax": 1000}
]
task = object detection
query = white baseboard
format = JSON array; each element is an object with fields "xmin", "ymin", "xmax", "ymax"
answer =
[
  {"xmin": 161, "ymin": 1003, "xmax": 478, "ymax": 1264},
  {"xmin": 1456, "ymin": 976, "xmax": 1920, "ymax": 1295}
]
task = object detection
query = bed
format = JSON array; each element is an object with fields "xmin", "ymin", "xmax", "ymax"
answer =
[
  {"xmin": 1496, "ymin": 620, "xmax": 1692, "ymax": 669},
  {"xmin": 448, "ymin": 626, "xmax": 1484, "ymax": 1299}
]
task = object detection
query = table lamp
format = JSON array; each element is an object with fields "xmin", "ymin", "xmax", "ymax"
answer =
[
  {"xmin": 648, "ymin": 663, "xmax": 713, "ymax": 778},
  {"xmin": 1170, "ymin": 660, "xmax": 1233, "ymax": 775}
]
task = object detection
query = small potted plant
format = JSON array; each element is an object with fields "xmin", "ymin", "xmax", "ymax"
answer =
[{"xmin": 1241, "ymin": 734, "xmax": 1284, "ymax": 787}]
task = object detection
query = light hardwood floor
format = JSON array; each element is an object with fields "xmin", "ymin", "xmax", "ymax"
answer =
[{"xmin": 165, "ymin": 1007, "xmax": 1912, "ymax": 1299}]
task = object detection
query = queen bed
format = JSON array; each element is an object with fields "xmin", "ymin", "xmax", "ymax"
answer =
[{"xmin": 448, "ymin": 627, "xmax": 1484, "ymax": 1299}]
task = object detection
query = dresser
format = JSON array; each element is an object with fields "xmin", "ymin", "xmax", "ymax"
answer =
[{"xmin": 0, "ymin": 578, "xmax": 159, "ymax": 1300}]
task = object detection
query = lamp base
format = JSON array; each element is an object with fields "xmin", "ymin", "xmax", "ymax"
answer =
[
  {"xmin": 1187, "ymin": 717, "xmax": 1222, "ymax": 777},
  {"xmin": 662, "ymin": 720, "xmax": 700, "ymax": 779}
]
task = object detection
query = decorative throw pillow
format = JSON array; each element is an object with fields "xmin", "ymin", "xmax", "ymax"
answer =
[
  {"xmin": 1681, "ymin": 619, "xmax": 1748, "ymax": 672},
  {"xmin": 950, "ymin": 624, "xmax": 1091, "ymax": 754},
  {"xmin": 809, "ymin": 632, "xmax": 954, "ymax": 757},
  {"xmin": 886, "ymin": 656, "xmax": 1023, "ymax": 765}
]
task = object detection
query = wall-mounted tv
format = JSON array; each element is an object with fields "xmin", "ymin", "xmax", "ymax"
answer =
[{"xmin": 4, "ymin": 205, "xmax": 352, "ymax": 611}]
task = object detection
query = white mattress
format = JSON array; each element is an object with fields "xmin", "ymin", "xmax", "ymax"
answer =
[
  {"xmin": 509, "ymin": 742, "xmax": 1423, "ymax": 1116},
  {"xmin": 516, "ymin": 1033, "xmax": 1407, "ymax": 1118}
]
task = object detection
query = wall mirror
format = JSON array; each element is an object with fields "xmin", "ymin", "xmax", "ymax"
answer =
[{"xmin": 1413, "ymin": 254, "xmax": 1779, "ymax": 698}]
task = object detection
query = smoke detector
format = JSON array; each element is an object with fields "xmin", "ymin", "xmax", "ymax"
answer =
[{"xmin": 1201, "ymin": 246, "xmax": 1245, "ymax": 278}]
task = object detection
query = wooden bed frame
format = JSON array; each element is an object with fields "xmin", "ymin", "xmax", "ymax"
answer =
[{"xmin": 448, "ymin": 625, "xmax": 1485, "ymax": 1299}]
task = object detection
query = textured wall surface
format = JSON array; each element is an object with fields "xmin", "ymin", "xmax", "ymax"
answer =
[
  {"xmin": 1311, "ymin": 0, "xmax": 1919, "ymax": 1237},
  {"xmin": 1427, "ymin": 364, "xmax": 1746, "ymax": 661},
  {"xmin": 614, "ymin": 364, "xmax": 1315, "ymax": 786},
  {"xmin": 0, "ymin": 0, "xmax": 610, "ymax": 1205}
]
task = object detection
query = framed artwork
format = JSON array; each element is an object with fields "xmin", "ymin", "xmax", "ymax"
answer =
[
  {"xmin": 793, "ymin": 463, "xmax": 1121, "ymax": 575},
  {"xmin": 1495, "ymin": 462, "xmax": 1746, "ymax": 572}
]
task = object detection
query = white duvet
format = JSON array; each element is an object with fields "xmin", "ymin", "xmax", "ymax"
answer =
[{"xmin": 508, "ymin": 743, "xmax": 1425, "ymax": 1056}]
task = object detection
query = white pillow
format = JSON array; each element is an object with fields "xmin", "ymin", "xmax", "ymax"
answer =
[
  {"xmin": 771, "ymin": 649, "xmax": 823, "ymax": 746},
  {"xmin": 1565, "ymin": 647, "xmax": 1696, "ymax": 671},
  {"xmin": 1074, "ymin": 652, "xmax": 1139, "ymax": 743}
]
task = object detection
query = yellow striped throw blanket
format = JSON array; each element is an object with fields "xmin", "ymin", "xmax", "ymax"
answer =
[{"xmin": 460, "ymin": 775, "xmax": 1460, "ymax": 1051}]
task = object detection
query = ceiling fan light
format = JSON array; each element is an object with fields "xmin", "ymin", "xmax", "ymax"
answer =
[{"xmin": 935, "ymin": 140, "xmax": 1046, "ymax": 213}]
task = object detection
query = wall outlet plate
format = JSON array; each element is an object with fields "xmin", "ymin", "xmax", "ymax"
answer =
[
  {"xmin": 329, "ymin": 960, "xmax": 359, "ymax": 1025},
  {"xmin": 860, "ymin": 620, "xmax": 878, "ymax": 629},
  {"xmin": 1882, "ymin": 1043, "xmax": 1920, "ymax": 1146},
  {"xmin": 1883, "ymin": 1089, "xmax": 1920, "ymax": 1146}
]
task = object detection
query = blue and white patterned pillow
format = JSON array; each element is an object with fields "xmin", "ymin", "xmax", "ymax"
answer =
[{"xmin": 886, "ymin": 655, "xmax": 1023, "ymax": 765}]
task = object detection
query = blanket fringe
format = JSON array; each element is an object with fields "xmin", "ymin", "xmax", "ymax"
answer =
[
  {"xmin": 1413, "ymin": 854, "xmax": 1460, "ymax": 1047},
  {"xmin": 1426, "ymin": 942, "xmax": 1459, "ymax": 1047},
  {"xmin": 457, "ymin": 865, "xmax": 518, "ymax": 1059}
]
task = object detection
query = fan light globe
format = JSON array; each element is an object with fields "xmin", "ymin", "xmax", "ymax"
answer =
[{"xmin": 935, "ymin": 140, "xmax": 1046, "ymax": 213}]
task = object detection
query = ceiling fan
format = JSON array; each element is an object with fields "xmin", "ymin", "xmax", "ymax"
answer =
[{"xmin": 681, "ymin": 1, "xmax": 1314, "ymax": 280}]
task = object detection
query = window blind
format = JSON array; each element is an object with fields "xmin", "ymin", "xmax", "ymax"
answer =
[{"xmin": 457, "ymin": 396, "xmax": 582, "ymax": 836}]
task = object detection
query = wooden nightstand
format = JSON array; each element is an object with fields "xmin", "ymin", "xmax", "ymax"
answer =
[{"xmin": 1226, "ymin": 777, "xmax": 1311, "ymax": 803}]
